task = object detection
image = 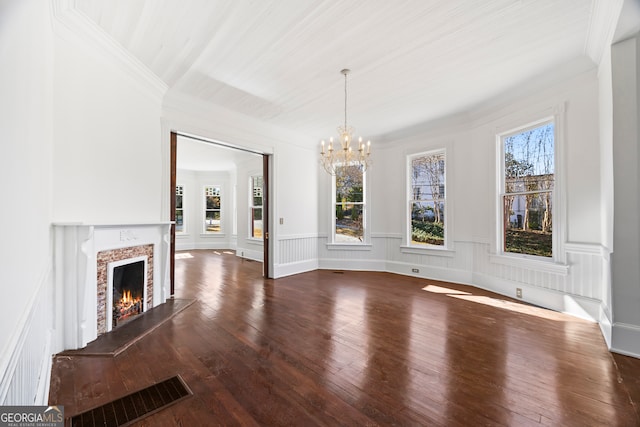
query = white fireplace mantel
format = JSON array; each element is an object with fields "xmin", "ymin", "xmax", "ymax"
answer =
[{"xmin": 53, "ymin": 222, "xmax": 172, "ymax": 350}]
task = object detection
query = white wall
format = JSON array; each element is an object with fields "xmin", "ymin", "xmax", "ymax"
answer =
[
  {"xmin": 236, "ymin": 157, "xmax": 264, "ymax": 261},
  {"xmin": 314, "ymin": 67, "xmax": 608, "ymax": 326},
  {"xmin": 51, "ymin": 12, "xmax": 165, "ymax": 223},
  {"xmin": 175, "ymin": 169, "xmax": 235, "ymax": 250},
  {"xmin": 610, "ymin": 34, "xmax": 640, "ymax": 356},
  {"xmin": 0, "ymin": 0, "xmax": 54, "ymax": 404},
  {"xmin": 162, "ymin": 93, "xmax": 320, "ymax": 278}
]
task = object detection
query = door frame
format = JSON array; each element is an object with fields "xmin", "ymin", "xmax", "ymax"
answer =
[{"xmin": 169, "ymin": 131, "xmax": 273, "ymax": 295}]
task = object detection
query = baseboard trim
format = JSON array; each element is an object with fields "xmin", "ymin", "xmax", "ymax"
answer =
[
  {"xmin": 318, "ymin": 259, "xmax": 386, "ymax": 271},
  {"xmin": 611, "ymin": 322, "xmax": 640, "ymax": 358},
  {"xmin": 473, "ymin": 272, "xmax": 602, "ymax": 322},
  {"xmin": 176, "ymin": 242, "xmax": 237, "ymax": 251},
  {"xmin": 385, "ymin": 261, "xmax": 473, "ymax": 285},
  {"xmin": 274, "ymin": 260, "xmax": 319, "ymax": 278},
  {"xmin": 236, "ymin": 248, "xmax": 263, "ymax": 262}
]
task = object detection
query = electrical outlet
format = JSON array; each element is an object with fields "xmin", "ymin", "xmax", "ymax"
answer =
[
  {"xmin": 412, "ymin": 268, "xmax": 419, "ymax": 273},
  {"xmin": 516, "ymin": 288, "xmax": 522, "ymax": 298},
  {"xmin": 279, "ymin": 218, "xmax": 284, "ymax": 225}
]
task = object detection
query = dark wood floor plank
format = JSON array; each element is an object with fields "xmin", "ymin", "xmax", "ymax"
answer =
[{"xmin": 50, "ymin": 249, "xmax": 640, "ymax": 426}]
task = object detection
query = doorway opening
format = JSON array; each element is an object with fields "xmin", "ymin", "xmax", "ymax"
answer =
[{"xmin": 169, "ymin": 131, "xmax": 272, "ymax": 295}]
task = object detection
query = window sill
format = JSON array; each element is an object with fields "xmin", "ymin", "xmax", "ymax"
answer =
[
  {"xmin": 400, "ymin": 245, "xmax": 455, "ymax": 257},
  {"xmin": 246, "ymin": 237, "xmax": 264, "ymax": 244},
  {"xmin": 489, "ymin": 253, "xmax": 569, "ymax": 275},
  {"xmin": 326, "ymin": 243, "xmax": 372, "ymax": 251}
]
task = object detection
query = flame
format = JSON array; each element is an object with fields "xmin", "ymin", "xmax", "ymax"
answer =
[{"xmin": 119, "ymin": 290, "xmax": 141, "ymax": 307}]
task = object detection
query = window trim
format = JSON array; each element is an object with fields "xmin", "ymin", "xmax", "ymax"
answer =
[
  {"xmin": 203, "ymin": 184, "xmax": 222, "ymax": 235},
  {"xmin": 495, "ymin": 104, "xmax": 566, "ymax": 264},
  {"xmin": 404, "ymin": 147, "xmax": 450, "ymax": 252},
  {"xmin": 327, "ymin": 162, "xmax": 370, "ymax": 247},
  {"xmin": 175, "ymin": 184, "xmax": 186, "ymax": 234},
  {"xmin": 249, "ymin": 175, "xmax": 264, "ymax": 241}
]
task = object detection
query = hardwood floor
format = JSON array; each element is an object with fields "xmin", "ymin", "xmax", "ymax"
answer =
[{"xmin": 49, "ymin": 250, "xmax": 640, "ymax": 426}]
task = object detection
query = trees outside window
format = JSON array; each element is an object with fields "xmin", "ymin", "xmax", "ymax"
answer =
[
  {"xmin": 250, "ymin": 176, "xmax": 263, "ymax": 238},
  {"xmin": 175, "ymin": 185, "xmax": 185, "ymax": 233},
  {"xmin": 409, "ymin": 151, "xmax": 446, "ymax": 247},
  {"xmin": 204, "ymin": 185, "xmax": 221, "ymax": 233},
  {"xmin": 334, "ymin": 164, "xmax": 365, "ymax": 243},
  {"xmin": 501, "ymin": 121, "xmax": 554, "ymax": 257}
]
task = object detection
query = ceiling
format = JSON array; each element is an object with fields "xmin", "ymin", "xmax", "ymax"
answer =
[
  {"xmin": 74, "ymin": 0, "xmax": 606, "ymax": 143},
  {"xmin": 177, "ymin": 134, "xmax": 261, "ymax": 171}
]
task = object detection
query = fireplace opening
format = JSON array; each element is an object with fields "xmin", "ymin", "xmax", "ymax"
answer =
[{"xmin": 112, "ymin": 259, "xmax": 145, "ymax": 329}]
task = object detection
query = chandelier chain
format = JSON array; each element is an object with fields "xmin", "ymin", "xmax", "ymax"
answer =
[{"xmin": 344, "ymin": 70, "xmax": 348, "ymax": 129}]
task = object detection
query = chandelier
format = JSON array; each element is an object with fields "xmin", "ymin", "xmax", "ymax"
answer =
[{"xmin": 320, "ymin": 69, "xmax": 371, "ymax": 175}]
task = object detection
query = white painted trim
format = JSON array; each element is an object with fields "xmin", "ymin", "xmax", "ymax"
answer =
[
  {"xmin": 236, "ymin": 248, "xmax": 263, "ymax": 262},
  {"xmin": 0, "ymin": 264, "xmax": 53, "ymax": 405},
  {"xmin": 106, "ymin": 256, "xmax": 149, "ymax": 332},
  {"xmin": 50, "ymin": 0, "xmax": 167, "ymax": 103},
  {"xmin": 326, "ymin": 243, "xmax": 372, "ymax": 251},
  {"xmin": 489, "ymin": 254, "xmax": 569, "ymax": 276},
  {"xmin": 564, "ymin": 242, "xmax": 609, "ymax": 258},
  {"xmin": 585, "ymin": 0, "xmax": 625, "ymax": 65},
  {"xmin": 611, "ymin": 323, "xmax": 640, "ymax": 359},
  {"xmin": 399, "ymin": 246, "xmax": 455, "ymax": 257},
  {"xmin": 274, "ymin": 260, "xmax": 319, "ymax": 278},
  {"xmin": 473, "ymin": 272, "xmax": 601, "ymax": 322},
  {"xmin": 319, "ymin": 259, "xmax": 386, "ymax": 271},
  {"xmin": 278, "ymin": 233, "xmax": 320, "ymax": 240},
  {"xmin": 35, "ymin": 329, "xmax": 52, "ymax": 405},
  {"xmin": 386, "ymin": 261, "xmax": 472, "ymax": 285},
  {"xmin": 599, "ymin": 305, "xmax": 613, "ymax": 349}
]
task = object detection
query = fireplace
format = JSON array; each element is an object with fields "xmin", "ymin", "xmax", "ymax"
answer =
[
  {"xmin": 97, "ymin": 244, "xmax": 154, "ymax": 335},
  {"xmin": 108, "ymin": 257, "xmax": 147, "ymax": 330},
  {"xmin": 54, "ymin": 222, "xmax": 172, "ymax": 350}
]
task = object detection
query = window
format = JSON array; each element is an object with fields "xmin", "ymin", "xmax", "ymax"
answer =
[
  {"xmin": 204, "ymin": 185, "xmax": 221, "ymax": 233},
  {"xmin": 250, "ymin": 176, "xmax": 263, "ymax": 239},
  {"xmin": 333, "ymin": 164, "xmax": 365, "ymax": 243},
  {"xmin": 175, "ymin": 185, "xmax": 185, "ymax": 233},
  {"xmin": 500, "ymin": 121, "xmax": 554, "ymax": 258},
  {"xmin": 408, "ymin": 150, "xmax": 446, "ymax": 247}
]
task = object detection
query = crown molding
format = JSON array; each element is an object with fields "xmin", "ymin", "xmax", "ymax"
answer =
[
  {"xmin": 584, "ymin": 0, "xmax": 624, "ymax": 65},
  {"xmin": 162, "ymin": 90, "xmax": 312, "ymax": 151},
  {"xmin": 50, "ymin": 0, "xmax": 167, "ymax": 103}
]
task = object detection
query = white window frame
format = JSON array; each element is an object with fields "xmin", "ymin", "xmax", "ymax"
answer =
[
  {"xmin": 203, "ymin": 185, "xmax": 222, "ymax": 234},
  {"xmin": 401, "ymin": 148, "xmax": 452, "ymax": 255},
  {"xmin": 494, "ymin": 105, "xmax": 567, "ymax": 270},
  {"xmin": 249, "ymin": 175, "xmax": 264, "ymax": 240},
  {"xmin": 175, "ymin": 184, "xmax": 186, "ymax": 234},
  {"xmin": 327, "ymin": 162, "xmax": 371, "ymax": 249}
]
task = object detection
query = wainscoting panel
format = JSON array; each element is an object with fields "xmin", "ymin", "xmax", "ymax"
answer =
[
  {"xmin": 274, "ymin": 235, "xmax": 320, "ymax": 277},
  {"xmin": 0, "ymin": 265, "xmax": 53, "ymax": 405},
  {"xmin": 278, "ymin": 235, "xmax": 319, "ymax": 264}
]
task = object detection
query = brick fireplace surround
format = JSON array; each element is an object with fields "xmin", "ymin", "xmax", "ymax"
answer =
[
  {"xmin": 54, "ymin": 223, "xmax": 172, "ymax": 350},
  {"xmin": 96, "ymin": 244, "xmax": 154, "ymax": 334}
]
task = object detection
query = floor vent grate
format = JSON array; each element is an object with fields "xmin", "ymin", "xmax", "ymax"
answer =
[{"xmin": 69, "ymin": 375, "xmax": 191, "ymax": 427}]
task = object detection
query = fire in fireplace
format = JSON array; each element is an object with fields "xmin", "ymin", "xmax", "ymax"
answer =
[{"xmin": 112, "ymin": 259, "xmax": 145, "ymax": 328}]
